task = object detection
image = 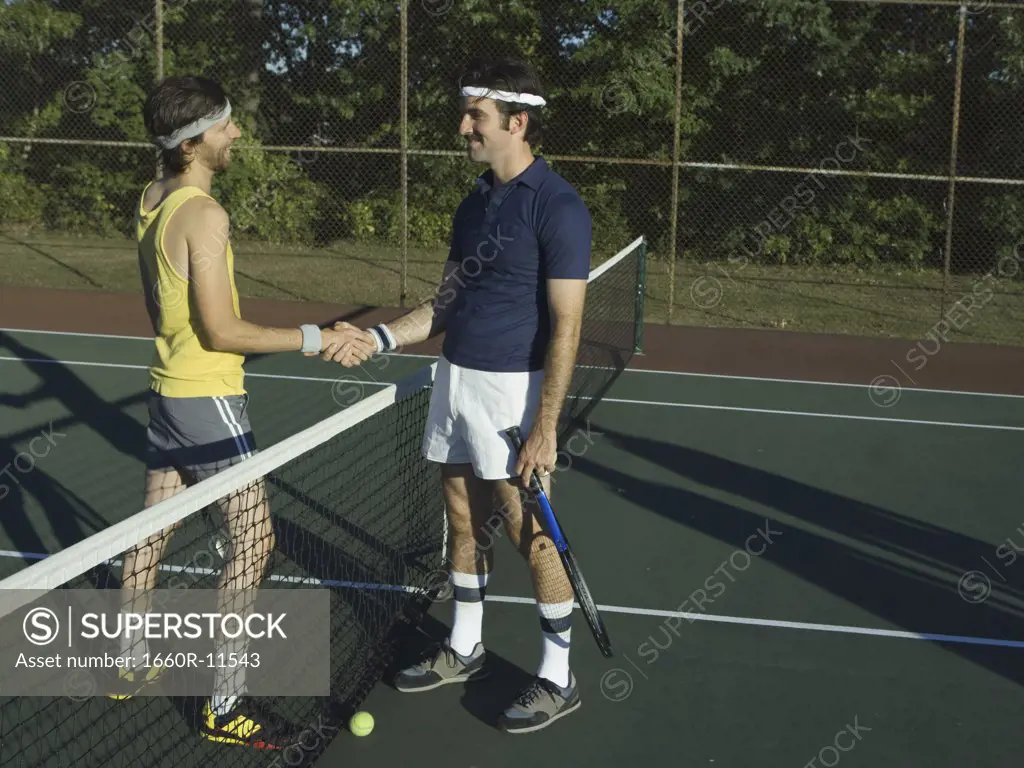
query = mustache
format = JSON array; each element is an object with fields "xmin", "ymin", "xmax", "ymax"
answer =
[{"xmin": 467, "ymin": 134, "xmax": 483, "ymax": 143}]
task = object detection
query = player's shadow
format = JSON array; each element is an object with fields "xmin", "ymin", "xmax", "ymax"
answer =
[
  {"xmin": 0, "ymin": 311, "xmax": 383, "ymax": 558},
  {"xmin": 0, "ymin": 332, "xmax": 151, "ymax": 557},
  {"xmin": 570, "ymin": 427, "xmax": 1024, "ymax": 688},
  {"xmin": 383, "ymin": 609, "xmax": 536, "ymax": 728}
]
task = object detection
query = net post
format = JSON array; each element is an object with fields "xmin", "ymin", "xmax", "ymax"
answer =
[{"xmin": 634, "ymin": 236, "xmax": 647, "ymax": 354}]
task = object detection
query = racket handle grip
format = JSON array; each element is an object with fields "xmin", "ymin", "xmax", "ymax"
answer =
[{"xmin": 503, "ymin": 426, "xmax": 544, "ymax": 493}]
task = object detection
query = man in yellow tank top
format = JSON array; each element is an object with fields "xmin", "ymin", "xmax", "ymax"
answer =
[{"xmin": 116, "ymin": 75, "xmax": 371, "ymax": 750}]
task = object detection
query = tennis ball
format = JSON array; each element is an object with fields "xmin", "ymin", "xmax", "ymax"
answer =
[{"xmin": 349, "ymin": 711, "xmax": 374, "ymax": 737}]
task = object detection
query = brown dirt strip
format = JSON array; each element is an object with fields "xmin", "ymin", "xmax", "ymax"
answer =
[{"xmin": 3, "ymin": 284, "xmax": 1024, "ymax": 396}]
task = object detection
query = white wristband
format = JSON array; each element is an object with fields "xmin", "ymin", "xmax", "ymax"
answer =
[{"xmin": 299, "ymin": 324, "xmax": 322, "ymax": 354}]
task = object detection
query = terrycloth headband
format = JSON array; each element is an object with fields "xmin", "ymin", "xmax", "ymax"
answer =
[
  {"xmin": 461, "ymin": 86, "xmax": 546, "ymax": 107},
  {"xmin": 152, "ymin": 100, "xmax": 232, "ymax": 150}
]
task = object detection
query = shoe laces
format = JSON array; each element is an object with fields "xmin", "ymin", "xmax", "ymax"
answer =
[
  {"xmin": 514, "ymin": 679, "xmax": 551, "ymax": 708},
  {"xmin": 410, "ymin": 642, "xmax": 455, "ymax": 672},
  {"xmin": 441, "ymin": 645, "xmax": 460, "ymax": 669}
]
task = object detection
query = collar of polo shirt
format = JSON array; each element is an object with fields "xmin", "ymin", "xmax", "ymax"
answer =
[{"xmin": 476, "ymin": 156, "xmax": 549, "ymax": 193}]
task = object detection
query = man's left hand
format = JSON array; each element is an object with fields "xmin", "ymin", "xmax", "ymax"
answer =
[{"xmin": 515, "ymin": 423, "xmax": 558, "ymax": 487}]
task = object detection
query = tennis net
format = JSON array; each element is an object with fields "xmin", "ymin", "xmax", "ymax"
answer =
[
  {"xmin": 0, "ymin": 364, "xmax": 448, "ymax": 768},
  {"xmin": 0, "ymin": 234, "xmax": 646, "ymax": 767},
  {"xmin": 559, "ymin": 234, "xmax": 646, "ymax": 446}
]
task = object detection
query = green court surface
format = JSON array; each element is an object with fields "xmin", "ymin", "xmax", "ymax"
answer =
[{"xmin": 3, "ymin": 326, "xmax": 1024, "ymax": 767}]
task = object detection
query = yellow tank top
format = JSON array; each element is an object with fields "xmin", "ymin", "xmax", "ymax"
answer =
[{"xmin": 135, "ymin": 183, "xmax": 246, "ymax": 398}]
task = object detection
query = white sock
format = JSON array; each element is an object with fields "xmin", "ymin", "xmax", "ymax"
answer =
[
  {"xmin": 211, "ymin": 695, "xmax": 238, "ymax": 717},
  {"xmin": 449, "ymin": 570, "xmax": 489, "ymax": 657},
  {"xmin": 537, "ymin": 600, "xmax": 573, "ymax": 689},
  {"xmin": 211, "ymin": 635, "xmax": 248, "ymax": 716},
  {"xmin": 118, "ymin": 626, "xmax": 148, "ymax": 669}
]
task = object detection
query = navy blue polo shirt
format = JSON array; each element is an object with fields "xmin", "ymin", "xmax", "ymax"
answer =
[{"xmin": 440, "ymin": 157, "xmax": 592, "ymax": 373}]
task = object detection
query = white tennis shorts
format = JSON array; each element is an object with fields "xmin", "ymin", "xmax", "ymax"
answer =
[{"xmin": 421, "ymin": 356, "xmax": 544, "ymax": 480}]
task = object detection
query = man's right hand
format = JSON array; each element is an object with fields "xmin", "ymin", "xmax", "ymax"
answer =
[{"xmin": 319, "ymin": 324, "xmax": 376, "ymax": 367}]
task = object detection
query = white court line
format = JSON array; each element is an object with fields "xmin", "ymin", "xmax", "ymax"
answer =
[
  {"xmin": 6, "ymin": 326, "xmax": 1022, "ymax": 400},
  {"xmin": 597, "ymin": 396, "xmax": 1024, "ymax": 432},
  {"xmin": 626, "ymin": 367, "xmax": 1024, "ymax": 400},
  {"xmin": 0, "ymin": 549, "xmax": 1020, "ymax": 649},
  {"xmin": 2, "ymin": 356, "xmax": 1020, "ymax": 431},
  {"xmin": 480, "ymin": 595, "xmax": 1024, "ymax": 649}
]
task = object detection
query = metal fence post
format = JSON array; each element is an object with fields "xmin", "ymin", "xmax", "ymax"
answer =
[
  {"xmin": 667, "ymin": 0, "xmax": 685, "ymax": 325},
  {"xmin": 400, "ymin": 0, "xmax": 409, "ymax": 309},
  {"xmin": 635, "ymin": 237, "xmax": 648, "ymax": 353},
  {"xmin": 154, "ymin": 0, "xmax": 163, "ymax": 176},
  {"xmin": 941, "ymin": 4, "xmax": 968, "ymax": 323},
  {"xmin": 155, "ymin": 0, "xmax": 163, "ymax": 82}
]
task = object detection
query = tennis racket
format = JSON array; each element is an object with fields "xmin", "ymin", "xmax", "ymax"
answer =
[{"xmin": 503, "ymin": 426, "xmax": 613, "ymax": 658}]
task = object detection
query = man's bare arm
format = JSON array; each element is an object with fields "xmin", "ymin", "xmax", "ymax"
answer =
[
  {"xmin": 186, "ymin": 199, "xmax": 371, "ymax": 358},
  {"xmin": 512, "ymin": 277, "xmax": 587, "ymax": 484},
  {"xmin": 340, "ymin": 259, "xmax": 465, "ymax": 352},
  {"xmin": 534, "ymin": 278, "xmax": 587, "ymax": 432}
]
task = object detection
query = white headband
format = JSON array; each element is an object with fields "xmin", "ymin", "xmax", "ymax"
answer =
[
  {"xmin": 152, "ymin": 100, "xmax": 232, "ymax": 150},
  {"xmin": 461, "ymin": 86, "xmax": 546, "ymax": 107}
]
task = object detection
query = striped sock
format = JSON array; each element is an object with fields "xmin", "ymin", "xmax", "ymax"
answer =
[
  {"xmin": 449, "ymin": 570, "xmax": 489, "ymax": 657},
  {"xmin": 537, "ymin": 600, "xmax": 573, "ymax": 689}
]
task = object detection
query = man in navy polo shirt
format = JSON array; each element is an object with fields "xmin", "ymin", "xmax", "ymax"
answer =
[{"xmin": 339, "ymin": 57, "xmax": 591, "ymax": 733}]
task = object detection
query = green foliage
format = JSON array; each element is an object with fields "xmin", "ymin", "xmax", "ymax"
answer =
[
  {"xmin": 1, "ymin": 0, "xmax": 1022, "ymax": 278},
  {"xmin": 340, "ymin": 196, "xmax": 454, "ymax": 249},
  {"xmin": 42, "ymin": 160, "xmax": 138, "ymax": 236},
  {"xmin": 0, "ymin": 145, "xmax": 45, "ymax": 228},
  {"xmin": 213, "ymin": 146, "xmax": 329, "ymax": 245}
]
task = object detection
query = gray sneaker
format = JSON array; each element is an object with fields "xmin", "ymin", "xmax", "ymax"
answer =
[
  {"xmin": 498, "ymin": 672, "xmax": 581, "ymax": 734},
  {"xmin": 394, "ymin": 640, "xmax": 490, "ymax": 692}
]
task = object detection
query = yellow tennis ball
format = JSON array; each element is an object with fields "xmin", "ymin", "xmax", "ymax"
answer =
[{"xmin": 349, "ymin": 711, "xmax": 374, "ymax": 737}]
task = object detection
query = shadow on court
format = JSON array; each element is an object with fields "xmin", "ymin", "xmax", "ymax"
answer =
[
  {"xmin": 0, "ymin": 332, "xmax": 148, "ymax": 555},
  {"xmin": 570, "ymin": 427, "xmax": 1024, "ymax": 691},
  {"xmin": 0, "ymin": 308, "xmax": 382, "ymax": 558},
  {"xmin": 383, "ymin": 611, "xmax": 537, "ymax": 730}
]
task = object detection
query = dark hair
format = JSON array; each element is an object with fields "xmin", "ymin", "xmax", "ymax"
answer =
[
  {"xmin": 458, "ymin": 57, "xmax": 545, "ymax": 147},
  {"xmin": 143, "ymin": 75, "xmax": 230, "ymax": 173}
]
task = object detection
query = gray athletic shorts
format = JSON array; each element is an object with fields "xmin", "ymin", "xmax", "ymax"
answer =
[{"xmin": 145, "ymin": 392, "xmax": 258, "ymax": 482}]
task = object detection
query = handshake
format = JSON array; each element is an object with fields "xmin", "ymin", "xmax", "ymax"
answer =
[{"xmin": 305, "ymin": 321, "xmax": 389, "ymax": 367}]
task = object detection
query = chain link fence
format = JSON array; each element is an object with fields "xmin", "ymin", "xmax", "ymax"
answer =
[{"xmin": 1, "ymin": 0, "xmax": 1022, "ymax": 345}]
